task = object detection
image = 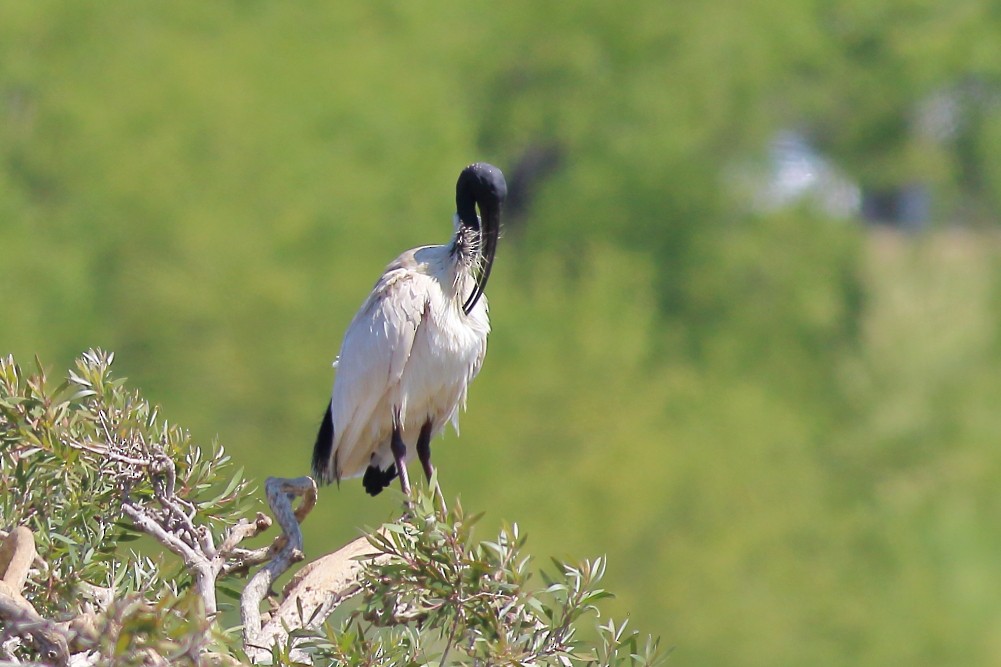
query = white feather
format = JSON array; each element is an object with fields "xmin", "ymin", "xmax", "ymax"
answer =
[{"xmin": 328, "ymin": 243, "xmax": 489, "ymax": 481}]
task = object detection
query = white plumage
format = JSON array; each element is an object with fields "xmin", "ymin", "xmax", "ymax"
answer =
[
  {"xmin": 329, "ymin": 244, "xmax": 489, "ymax": 479},
  {"xmin": 312, "ymin": 163, "xmax": 506, "ymax": 497}
]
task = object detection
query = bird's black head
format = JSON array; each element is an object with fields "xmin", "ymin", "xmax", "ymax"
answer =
[{"xmin": 456, "ymin": 162, "xmax": 506, "ymax": 315}]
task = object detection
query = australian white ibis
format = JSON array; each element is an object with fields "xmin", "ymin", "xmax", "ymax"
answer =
[{"xmin": 311, "ymin": 162, "xmax": 507, "ymax": 497}]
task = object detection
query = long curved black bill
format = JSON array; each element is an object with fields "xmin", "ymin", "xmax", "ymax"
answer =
[
  {"xmin": 456, "ymin": 162, "xmax": 506, "ymax": 316},
  {"xmin": 462, "ymin": 209, "xmax": 500, "ymax": 315}
]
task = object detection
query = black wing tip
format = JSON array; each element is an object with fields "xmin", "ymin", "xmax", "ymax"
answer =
[{"xmin": 311, "ymin": 402, "xmax": 336, "ymax": 486}]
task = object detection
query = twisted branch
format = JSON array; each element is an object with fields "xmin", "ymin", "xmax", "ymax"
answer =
[
  {"xmin": 241, "ymin": 476, "xmax": 315, "ymax": 662},
  {"xmin": 0, "ymin": 528, "xmax": 71, "ymax": 666}
]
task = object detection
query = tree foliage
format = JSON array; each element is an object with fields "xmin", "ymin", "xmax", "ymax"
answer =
[{"xmin": 0, "ymin": 352, "xmax": 662, "ymax": 666}]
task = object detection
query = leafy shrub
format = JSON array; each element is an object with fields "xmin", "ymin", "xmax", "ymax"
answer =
[{"xmin": 0, "ymin": 351, "xmax": 662, "ymax": 666}]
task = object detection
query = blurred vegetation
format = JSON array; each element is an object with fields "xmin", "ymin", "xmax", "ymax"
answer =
[{"xmin": 2, "ymin": 1, "xmax": 1000, "ymax": 665}]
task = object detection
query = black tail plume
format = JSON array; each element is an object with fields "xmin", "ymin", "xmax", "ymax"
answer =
[{"xmin": 311, "ymin": 402, "xmax": 336, "ymax": 485}]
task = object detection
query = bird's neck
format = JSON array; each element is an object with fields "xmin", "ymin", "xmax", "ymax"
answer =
[
  {"xmin": 449, "ymin": 225, "xmax": 480, "ymax": 269},
  {"xmin": 416, "ymin": 241, "xmax": 475, "ymax": 305}
]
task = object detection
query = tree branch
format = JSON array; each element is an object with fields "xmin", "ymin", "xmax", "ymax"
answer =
[
  {"xmin": 0, "ymin": 528, "xmax": 71, "ymax": 666},
  {"xmin": 120, "ymin": 501, "xmax": 217, "ymax": 616},
  {"xmin": 273, "ymin": 533, "xmax": 388, "ymax": 631},
  {"xmin": 241, "ymin": 476, "xmax": 315, "ymax": 663}
]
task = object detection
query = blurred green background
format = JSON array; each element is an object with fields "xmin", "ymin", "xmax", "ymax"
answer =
[{"xmin": 4, "ymin": 2, "xmax": 1001, "ymax": 665}]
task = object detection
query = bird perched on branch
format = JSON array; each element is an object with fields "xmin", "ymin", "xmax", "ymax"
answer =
[{"xmin": 311, "ymin": 162, "xmax": 507, "ymax": 498}]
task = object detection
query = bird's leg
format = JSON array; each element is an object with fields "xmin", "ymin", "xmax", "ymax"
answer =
[
  {"xmin": 416, "ymin": 420, "xmax": 446, "ymax": 513},
  {"xmin": 390, "ymin": 425, "xmax": 412, "ymax": 499},
  {"xmin": 416, "ymin": 421, "xmax": 434, "ymax": 482}
]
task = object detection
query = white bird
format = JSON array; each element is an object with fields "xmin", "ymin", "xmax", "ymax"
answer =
[{"xmin": 311, "ymin": 162, "xmax": 507, "ymax": 497}]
